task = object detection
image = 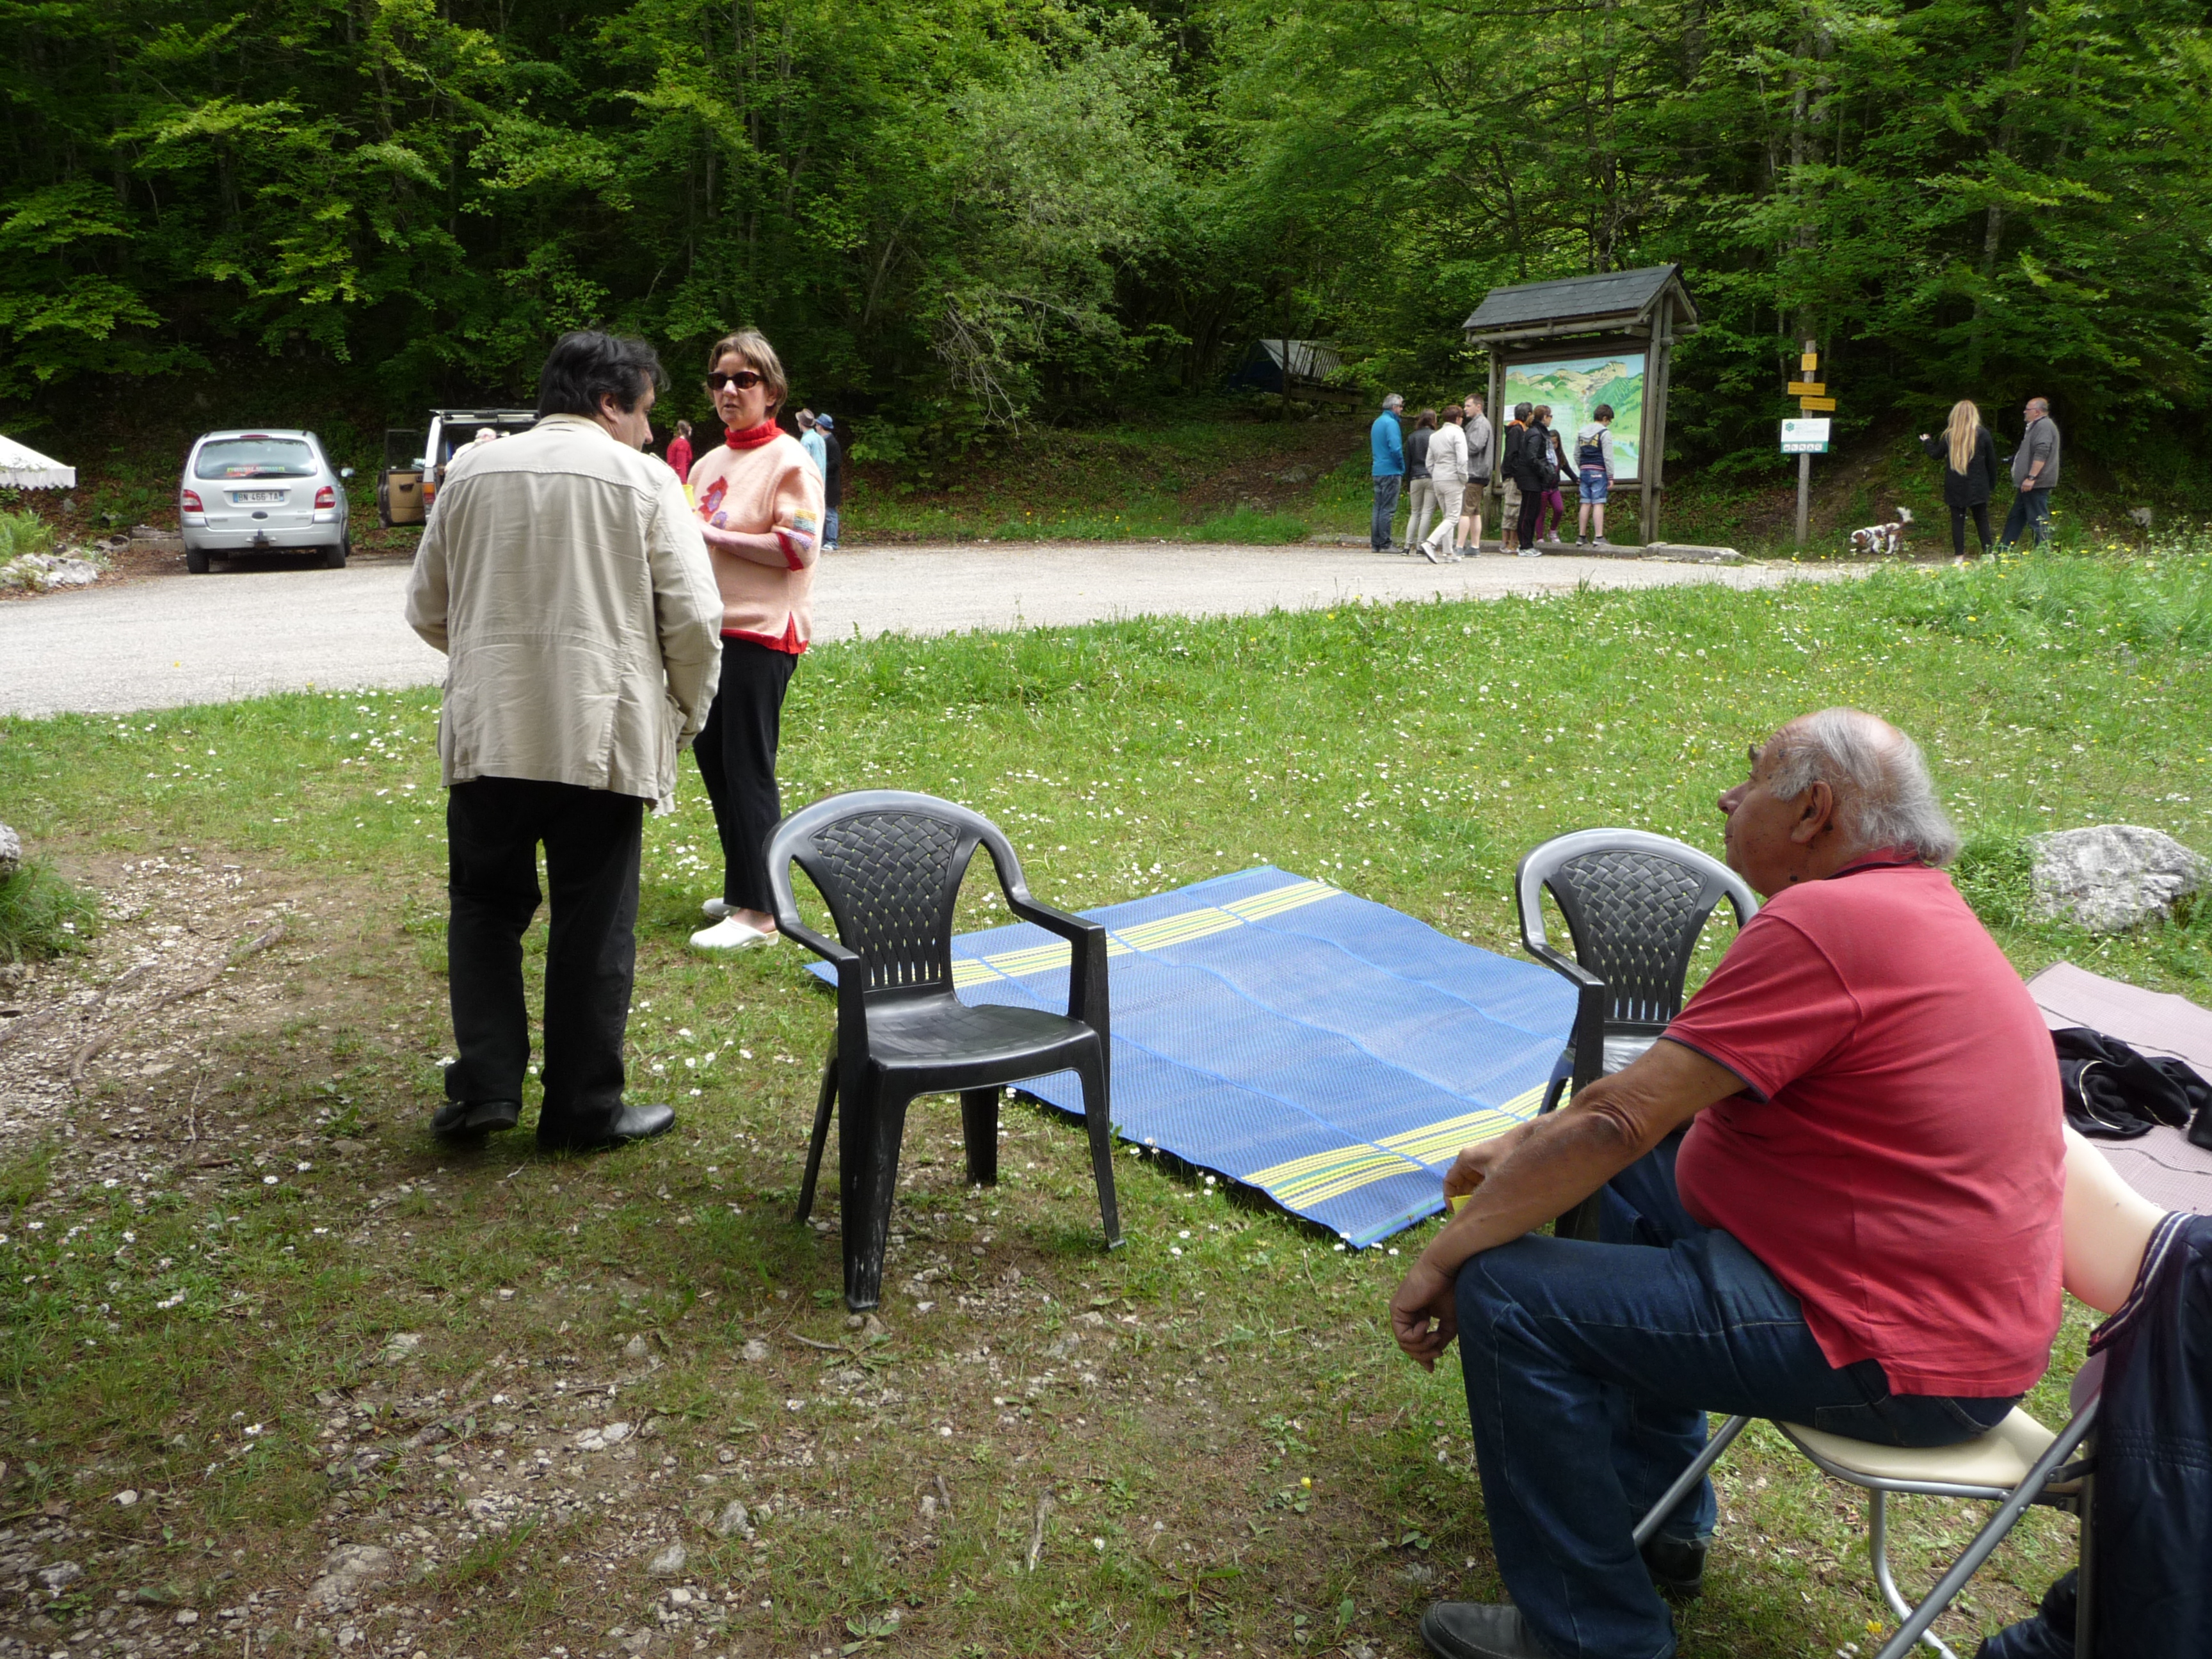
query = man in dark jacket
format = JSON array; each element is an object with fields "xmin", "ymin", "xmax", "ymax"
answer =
[{"xmin": 815, "ymin": 413, "xmax": 844, "ymax": 550}]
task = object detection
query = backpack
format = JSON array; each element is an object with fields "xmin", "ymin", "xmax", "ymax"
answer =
[
  {"xmin": 1577, "ymin": 433, "xmax": 1605, "ymax": 469},
  {"xmin": 1517, "ymin": 424, "xmax": 1553, "ymax": 486}
]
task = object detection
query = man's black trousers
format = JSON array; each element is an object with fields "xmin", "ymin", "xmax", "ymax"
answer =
[
  {"xmin": 445, "ymin": 775, "xmax": 644, "ymax": 1147},
  {"xmin": 694, "ymin": 637, "xmax": 799, "ymax": 913}
]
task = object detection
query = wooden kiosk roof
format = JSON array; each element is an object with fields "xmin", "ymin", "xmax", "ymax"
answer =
[{"xmin": 1460, "ymin": 265, "xmax": 1699, "ymax": 346}]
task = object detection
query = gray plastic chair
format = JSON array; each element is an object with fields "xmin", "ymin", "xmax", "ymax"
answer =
[
  {"xmin": 1515, "ymin": 828, "xmax": 1758, "ymax": 1237},
  {"xmin": 767, "ymin": 790, "xmax": 1119, "ymax": 1310}
]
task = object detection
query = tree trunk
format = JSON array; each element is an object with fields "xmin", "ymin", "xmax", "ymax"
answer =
[{"xmin": 1969, "ymin": 0, "xmax": 2036, "ymax": 376}]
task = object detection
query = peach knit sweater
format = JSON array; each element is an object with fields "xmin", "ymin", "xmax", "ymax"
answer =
[{"xmin": 687, "ymin": 429, "xmax": 825, "ymax": 652}]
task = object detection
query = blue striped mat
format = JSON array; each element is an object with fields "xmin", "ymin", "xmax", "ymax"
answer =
[{"xmin": 810, "ymin": 866, "xmax": 1576, "ymax": 1247}]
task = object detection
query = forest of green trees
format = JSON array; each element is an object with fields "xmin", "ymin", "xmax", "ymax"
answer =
[{"xmin": 4, "ymin": 0, "xmax": 2209, "ymax": 475}]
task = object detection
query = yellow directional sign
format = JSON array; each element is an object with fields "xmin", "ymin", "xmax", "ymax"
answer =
[
  {"xmin": 1800, "ymin": 352, "xmax": 1818, "ymax": 372},
  {"xmin": 1787, "ymin": 381, "xmax": 1827, "ymax": 396},
  {"xmin": 1799, "ymin": 396, "xmax": 1837, "ymax": 412}
]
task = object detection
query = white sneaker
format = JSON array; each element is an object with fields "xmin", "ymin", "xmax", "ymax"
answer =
[
  {"xmin": 1420, "ymin": 540, "xmax": 1443, "ymax": 565},
  {"xmin": 701, "ymin": 897, "xmax": 733, "ymax": 920},
  {"xmin": 689, "ymin": 916, "xmax": 779, "ymax": 952},
  {"xmin": 1518, "ymin": 547, "xmax": 1543, "ymax": 558}
]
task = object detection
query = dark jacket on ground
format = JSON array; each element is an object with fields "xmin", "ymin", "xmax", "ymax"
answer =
[
  {"xmin": 1979, "ymin": 1210, "xmax": 2212, "ymax": 1659},
  {"xmin": 1921, "ymin": 428, "xmax": 2003, "ymax": 509}
]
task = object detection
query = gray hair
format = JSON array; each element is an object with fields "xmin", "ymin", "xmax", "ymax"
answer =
[
  {"xmin": 1382, "ymin": 392, "xmax": 1405, "ymax": 410},
  {"xmin": 1767, "ymin": 709, "xmax": 1960, "ymax": 866}
]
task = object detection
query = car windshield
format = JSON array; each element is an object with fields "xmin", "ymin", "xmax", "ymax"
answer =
[{"xmin": 195, "ymin": 437, "xmax": 316, "ymax": 480}]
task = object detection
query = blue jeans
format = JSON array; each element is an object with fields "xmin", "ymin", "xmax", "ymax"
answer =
[
  {"xmin": 1454, "ymin": 1135, "xmax": 2019, "ymax": 1659},
  {"xmin": 1999, "ymin": 486, "xmax": 2051, "ymax": 549},
  {"xmin": 824, "ymin": 506, "xmax": 840, "ymax": 548},
  {"xmin": 1371, "ymin": 474, "xmax": 1402, "ymax": 551}
]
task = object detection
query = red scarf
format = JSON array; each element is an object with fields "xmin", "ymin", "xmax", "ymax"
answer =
[{"xmin": 723, "ymin": 420, "xmax": 778, "ymax": 451}]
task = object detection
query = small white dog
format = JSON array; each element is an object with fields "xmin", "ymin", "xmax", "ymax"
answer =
[{"xmin": 1848, "ymin": 506, "xmax": 1914, "ymax": 556}]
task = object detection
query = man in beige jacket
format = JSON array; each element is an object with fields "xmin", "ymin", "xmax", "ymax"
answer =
[{"xmin": 405, "ymin": 331, "xmax": 723, "ymax": 1151}]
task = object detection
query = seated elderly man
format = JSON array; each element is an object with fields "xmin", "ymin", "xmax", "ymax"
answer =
[{"xmin": 1390, "ymin": 709, "xmax": 2064, "ymax": 1659}]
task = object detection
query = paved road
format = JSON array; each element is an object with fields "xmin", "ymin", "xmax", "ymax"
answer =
[{"xmin": 0, "ymin": 541, "xmax": 1851, "ymax": 717}]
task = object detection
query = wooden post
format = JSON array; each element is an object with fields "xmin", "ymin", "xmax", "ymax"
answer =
[
  {"xmin": 1638, "ymin": 322, "xmax": 1655, "ymax": 546},
  {"xmin": 1644, "ymin": 297, "xmax": 1673, "ymax": 545},
  {"xmin": 1486, "ymin": 351, "xmax": 1502, "ymax": 538},
  {"xmin": 1794, "ymin": 335, "xmax": 1816, "ymax": 546}
]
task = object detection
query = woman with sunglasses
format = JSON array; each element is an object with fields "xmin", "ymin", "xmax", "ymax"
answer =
[{"xmin": 685, "ymin": 328, "xmax": 825, "ymax": 951}]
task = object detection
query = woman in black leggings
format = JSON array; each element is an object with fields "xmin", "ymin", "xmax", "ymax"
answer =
[{"xmin": 1920, "ymin": 401, "xmax": 2002, "ymax": 559}]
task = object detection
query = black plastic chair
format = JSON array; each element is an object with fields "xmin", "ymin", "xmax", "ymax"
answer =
[
  {"xmin": 1515, "ymin": 828, "xmax": 1758, "ymax": 1237},
  {"xmin": 766, "ymin": 790, "xmax": 1121, "ymax": 1310}
]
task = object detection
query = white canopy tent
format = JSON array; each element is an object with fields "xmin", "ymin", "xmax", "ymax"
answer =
[{"xmin": 0, "ymin": 434, "xmax": 76, "ymax": 490}]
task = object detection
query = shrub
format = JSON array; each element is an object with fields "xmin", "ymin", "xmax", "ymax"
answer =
[{"xmin": 0, "ymin": 509, "xmax": 54, "ymax": 562}]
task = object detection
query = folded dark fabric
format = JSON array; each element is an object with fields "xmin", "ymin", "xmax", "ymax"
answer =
[{"xmin": 2052, "ymin": 1027, "xmax": 2209, "ymax": 1140}]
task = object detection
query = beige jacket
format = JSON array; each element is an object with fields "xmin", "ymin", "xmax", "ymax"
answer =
[{"xmin": 404, "ymin": 414, "xmax": 724, "ymax": 805}]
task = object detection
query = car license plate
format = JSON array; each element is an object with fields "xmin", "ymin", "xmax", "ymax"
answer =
[{"xmin": 234, "ymin": 490, "xmax": 286, "ymax": 504}]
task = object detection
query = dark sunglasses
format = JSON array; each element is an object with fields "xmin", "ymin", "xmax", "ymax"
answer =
[{"xmin": 707, "ymin": 369, "xmax": 764, "ymax": 392}]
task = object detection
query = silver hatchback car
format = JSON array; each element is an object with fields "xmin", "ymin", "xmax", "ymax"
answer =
[{"xmin": 180, "ymin": 429, "xmax": 355, "ymax": 572}]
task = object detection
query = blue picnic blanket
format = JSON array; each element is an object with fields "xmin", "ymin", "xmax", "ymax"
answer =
[{"xmin": 810, "ymin": 866, "xmax": 1575, "ymax": 1246}]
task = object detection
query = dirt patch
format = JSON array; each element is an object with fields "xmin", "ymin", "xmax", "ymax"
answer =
[{"xmin": 0, "ymin": 851, "xmax": 303, "ymax": 1153}]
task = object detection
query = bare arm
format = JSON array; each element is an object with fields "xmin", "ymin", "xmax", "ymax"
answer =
[{"xmin": 1388, "ymin": 1039, "xmax": 1747, "ymax": 1368}]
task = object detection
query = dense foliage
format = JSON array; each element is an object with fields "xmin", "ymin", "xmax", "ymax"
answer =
[{"xmin": 3, "ymin": 0, "xmax": 2208, "ymax": 472}]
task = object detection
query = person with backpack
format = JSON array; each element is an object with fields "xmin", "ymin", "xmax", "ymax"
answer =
[
  {"xmin": 1573, "ymin": 405, "xmax": 1617, "ymax": 548},
  {"xmin": 1498, "ymin": 403, "xmax": 1531, "ymax": 553},
  {"xmin": 1511, "ymin": 405, "xmax": 1553, "ymax": 557},
  {"xmin": 1919, "ymin": 400, "xmax": 2003, "ymax": 559},
  {"xmin": 1418, "ymin": 405, "xmax": 1471, "ymax": 563},
  {"xmin": 1401, "ymin": 408, "xmax": 1438, "ymax": 555}
]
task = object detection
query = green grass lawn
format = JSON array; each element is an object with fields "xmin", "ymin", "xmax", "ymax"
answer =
[{"xmin": 0, "ymin": 545, "xmax": 2206, "ymax": 1659}]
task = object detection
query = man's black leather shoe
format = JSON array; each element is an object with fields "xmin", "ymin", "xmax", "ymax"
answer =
[
  {"xmin": 1418, "ymin": 1603, "xmax": 1560, "ymax": 1659},
  {"xmin": 432, "ymin": 1099, "xmax": 521, "ymax": 1141},
  {"xmin": 1641, "ymin": 1532, "xmax": 1707, "ymax": 1597},
  {"xmin": 543, "ymin": 1103, "xmax": 676, "ymax": 1153}
]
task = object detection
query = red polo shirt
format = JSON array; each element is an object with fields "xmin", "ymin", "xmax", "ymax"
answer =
[{"xmin": 1663, "ymin": 858, "xmax": 2064, "ymax": 1397}]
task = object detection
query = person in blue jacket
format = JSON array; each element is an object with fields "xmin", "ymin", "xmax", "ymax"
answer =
[{"xmin": 1370, "ymin": 392, "xmax": 1406, "ymax": 552}]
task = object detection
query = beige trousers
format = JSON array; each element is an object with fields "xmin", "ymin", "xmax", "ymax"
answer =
[
  {"xmin": 1422, "ymin": 481, "xmax": 1467, "ymax": 552},
  {"xmin": 1403, "ymin": 479, "xmax": 1438, "ymax": 550}
]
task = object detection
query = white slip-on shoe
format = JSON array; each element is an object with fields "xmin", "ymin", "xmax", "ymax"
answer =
[
  {"xmin": 689, "ymin": 916, "xmax": 779, "ymax": 952},
  {"xmin": 701, "ymin": 897, "xmax": 733, "ymax": 920}
]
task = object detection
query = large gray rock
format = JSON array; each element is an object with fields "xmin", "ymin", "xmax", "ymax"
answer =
[
  {"xmin": 2031, "ymin": 825, "xmax": 2207, "ymax": 933},
  {"xmin": 0, "ymin": 822, "xmax": 19, "ymax": 883},
  {"xmin": 0, "ymin": 553, "xmax": 102, "ymax": 592}
]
